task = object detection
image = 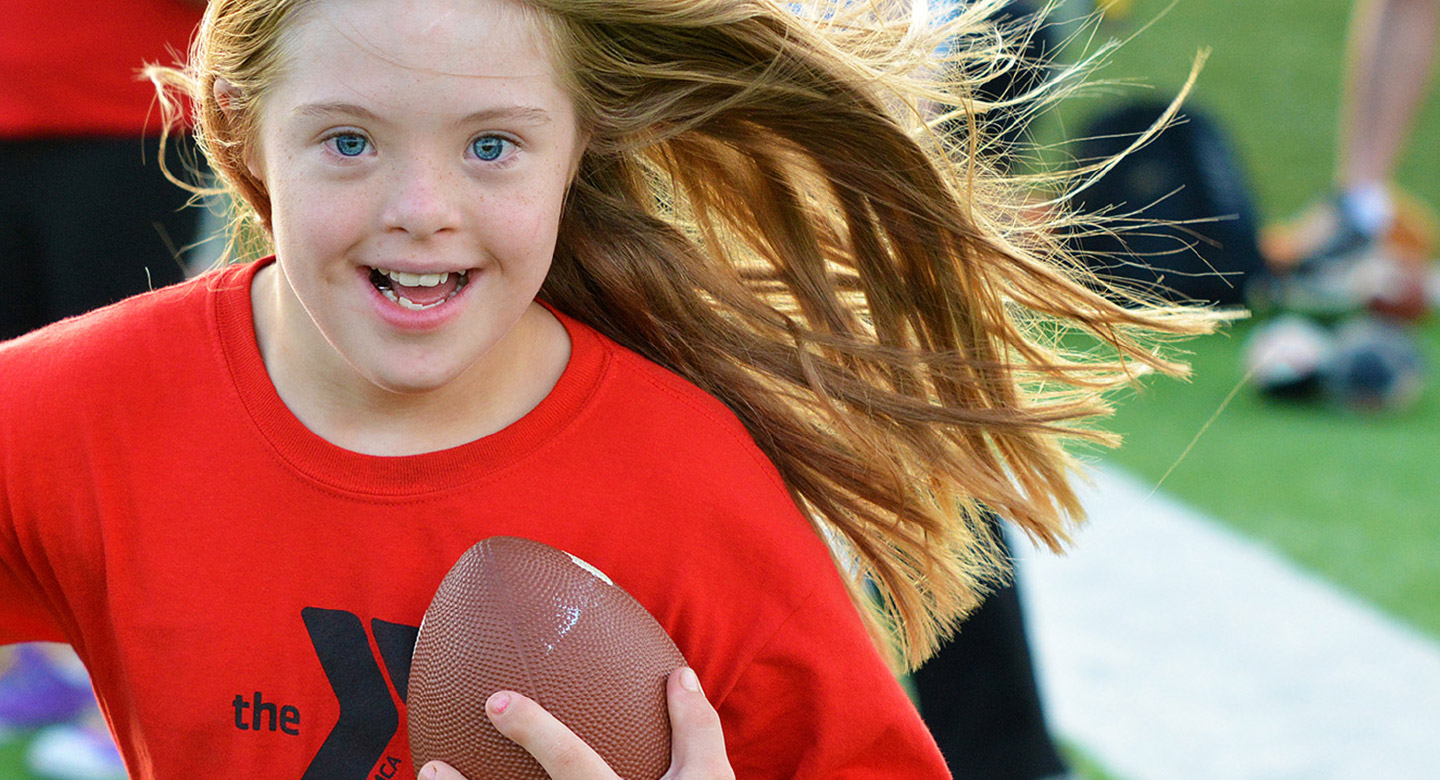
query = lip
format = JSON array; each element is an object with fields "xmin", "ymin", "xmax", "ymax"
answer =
[{"xmin": 359, "ymin": 264, "xmax": 478, "ymax": 332}]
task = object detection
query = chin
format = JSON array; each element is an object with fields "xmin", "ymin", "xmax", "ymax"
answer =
[
  {"xmin": 360, "ymin": 358, "xmax": 472, "ymax": 397},
  {"xmin": 378, "ymin": 373, "xmax": 465, "ymax": 398}
]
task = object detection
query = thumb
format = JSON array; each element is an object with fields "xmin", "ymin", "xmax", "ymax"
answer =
[
  {"xmin": 665, "ymin": 667, "xmax": 731, "ymax": 778},
  {"xmin": 418, "ymin": 760, "xmax": 468, "ymax": 780}
]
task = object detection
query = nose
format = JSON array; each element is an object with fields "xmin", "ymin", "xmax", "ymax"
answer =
[{"xmin": 380, "ymin": 157, "xmax": 464, "ymax": 238}]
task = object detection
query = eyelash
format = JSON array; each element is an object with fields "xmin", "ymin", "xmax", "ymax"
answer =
[{"xmin": 318, "ymin": 130, "xmax": 520, "ymax": 166}]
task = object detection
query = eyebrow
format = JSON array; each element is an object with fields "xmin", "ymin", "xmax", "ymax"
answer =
[{"xmin": 295, "ymin": 102, "xmax": 554, "ymax": 127}]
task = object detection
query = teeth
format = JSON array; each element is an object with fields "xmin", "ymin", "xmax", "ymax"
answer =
[
  {"xmin": 397, "ymin": 296, "xmax": 436, "ymax": 311},
  {"xmin": 379, "ymin": 269, "xmax": 449, "ymax": 288},
  {"xmin": 371, "ymin": 267, "xmax": 471, "ymax": 312},
  {"xmin": 379, "ymin": 287, "xmax": 446, "ymax": 311}
]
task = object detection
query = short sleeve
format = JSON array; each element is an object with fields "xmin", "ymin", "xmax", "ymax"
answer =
[
  {"xmin": 717, "ymin": 574, "xmax": 951, "ymax": 780},
  {"xmin": 0, "ymin": 450, "xmax": 66, "ymax": 645},
  {"xmin": 0, "ymin": 334, "xmax": 72, "ymax": 646}
]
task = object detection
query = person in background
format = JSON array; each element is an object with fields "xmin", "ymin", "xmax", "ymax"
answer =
[
  {"xmin": 1267, "ymin": 0, "xmax": 1438, "ymax": 271},
  {"xmin": 0, "ymin": 0, "xmax": 208, "ymax": 341},
  {"xmin": 0, "ymin": 1, "xmax": 205, "ymax": 778}
]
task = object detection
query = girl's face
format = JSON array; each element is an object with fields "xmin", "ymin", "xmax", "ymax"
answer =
[{"xmin": 248, "ymin": 0, "xmax": 583, "ymax": 400}]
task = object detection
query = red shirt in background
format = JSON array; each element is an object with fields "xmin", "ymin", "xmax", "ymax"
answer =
[{"xmin": 0, "ymin": 0, "xmax": 204, "ymax": 137}]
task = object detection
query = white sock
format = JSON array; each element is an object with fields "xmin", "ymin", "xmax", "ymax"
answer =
[{"xmin": 1337, "ymin": 183, "xmax": 1395, "ymax": 238}]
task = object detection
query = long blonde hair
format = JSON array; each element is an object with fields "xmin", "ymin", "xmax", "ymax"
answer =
[{"xmin": 152, "ymin": 0, "xmax": 1220, "ymax": 669}]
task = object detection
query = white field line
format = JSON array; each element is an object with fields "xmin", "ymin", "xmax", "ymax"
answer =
[{"xmin": 1014, "ymin": 465, "xmax": 1440, "ymax": 780}]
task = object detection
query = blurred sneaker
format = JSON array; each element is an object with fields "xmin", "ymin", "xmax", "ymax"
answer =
[
  {"xmin": 1263, "ymin": 186, "xmax": 1402, "ymax": 269},
  {"xmin": 26, "ymin": 717, "xmax": 126, "ymax": 780},
  {"xmin": 1250, "ymin": 195, "xmax": 1379, "ymax": 316},
  {"xmin": 1257, "ymin": 188, "xmax": 1439, "ymax": 316},
  {"xmin": 0, "ymin": 645, "xmax": 96, "ymax": 742}
]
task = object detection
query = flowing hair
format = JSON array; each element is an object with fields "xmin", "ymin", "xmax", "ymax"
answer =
[{"xmin": 150, "ymin": 0, "xmax": 1222, "ymax": 669}]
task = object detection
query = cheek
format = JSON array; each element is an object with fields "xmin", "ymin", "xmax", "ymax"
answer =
[
  {"xmin": 270, "ymin": 176, "xmax": 372, "ymax": 263},
  {"xmin": 488, "ymin": 181, "xmax": 570, "ymax": 270}
]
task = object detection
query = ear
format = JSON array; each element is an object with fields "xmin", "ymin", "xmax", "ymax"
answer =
[
  {"xmin": 567, "ymin": 129, "xmax": 592, "ymax": 182},
  {"xmin": 213, "ymin": 78, "xmax": 242, "ymax": 122},
  {"xmin": 214, "ymin": 78, "xmax": 264, "ymax": 181}
]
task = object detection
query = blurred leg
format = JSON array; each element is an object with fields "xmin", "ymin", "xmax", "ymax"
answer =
[
  {"xmin": 1338, "ymin": 0, "xmax": 1440, "ymax": 194},
  {"xmin": 0, "ymin": 141, "xmax": 49, "ymax": 340},
  {"xmin": 23, "ymin": 136, "xmax": 198, "ymax": 329},
  {"xmin": 1260, "ymin": 0, "xmax": 1440, "ymax": 278},
  {"xmin": 912, "ymin": 527, "xmax": 1069, "ymax": 780}
]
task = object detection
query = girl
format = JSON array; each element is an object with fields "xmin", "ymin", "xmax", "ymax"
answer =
[{"xmin": 0, "ymin": 1, "xmax": 1215, "ymax": 779}]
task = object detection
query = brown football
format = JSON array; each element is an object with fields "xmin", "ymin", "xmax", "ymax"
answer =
[{"xmin": 408, "ymin": 537, "xmax": 686, "ymax": 780}]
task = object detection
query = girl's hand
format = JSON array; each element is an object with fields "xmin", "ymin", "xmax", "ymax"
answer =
[{"xmin": 418, "ymin": 667, "xmax": 734, "ymax": 780}]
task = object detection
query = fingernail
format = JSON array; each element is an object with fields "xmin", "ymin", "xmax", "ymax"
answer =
[
  {"xmin": 418, "ymin": 763, "xmax": 438, "ymax": 780},
  {"xmin": 679, "ymin": 667, "xmax": 701, "ymax": 693},
  {"xmin": 488, "ymin": 691, "xmax": 511, "ymax": 715}
]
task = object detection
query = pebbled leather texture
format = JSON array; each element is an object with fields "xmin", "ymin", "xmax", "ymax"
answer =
[{"xmin": 409, "ymin": 536, "xmax": 686, "ymax": 780}]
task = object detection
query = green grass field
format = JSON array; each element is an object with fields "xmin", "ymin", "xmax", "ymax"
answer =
[
  {"xmin": 1056, "ymin": 0, "xmax": 1440, "ymax": 642},
  {"xmin": 1096, "ymin": 318, "xmax": 1440, "ymax": 637},
  {"xmin": 4, "ymin": 2, "xmax": 1437, "ymax": 779}
]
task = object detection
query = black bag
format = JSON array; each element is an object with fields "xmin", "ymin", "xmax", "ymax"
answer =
[{"xmin": 1070, "ymin": 100, "xmax": 1265, "ymax": 306}]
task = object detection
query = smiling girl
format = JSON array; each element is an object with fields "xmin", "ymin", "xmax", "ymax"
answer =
[{"xmin": 1, "ymin": 1, "xmax": 1213, "ymax": 779}]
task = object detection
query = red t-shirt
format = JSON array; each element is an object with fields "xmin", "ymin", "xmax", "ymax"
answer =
[
  {"xmin": 0, "ymin": 0, "xmax": 204, "ymax": 137},
  {"xmin": 0, "ymin": 260, "xmax": 949, "ymax": 780}
]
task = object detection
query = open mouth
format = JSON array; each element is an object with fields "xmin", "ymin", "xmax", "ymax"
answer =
[{"xmin": 368, "ymin": 267, "xmax": 471, "ymax": 311}]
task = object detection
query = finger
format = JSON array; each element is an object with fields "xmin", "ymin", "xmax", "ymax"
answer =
[
  {"xmin": 665, "ymin": 668, "xmax": 732, "ymax": 779},
  {"xmin": 417, "ymin": 760, "xmax": 467, "ymax": 780},
  {"xmin": 486, "ymin": 691, "xmax": 619, "ymax": 780}
]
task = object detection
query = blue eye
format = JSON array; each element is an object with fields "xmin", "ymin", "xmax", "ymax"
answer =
[
  {"xmin": 472, "ymin": 136, "xmax": 509, "ymax": 161},
  {"xmin": 332, "ymin": 133, "xmax": 368, "ymax": 157}
]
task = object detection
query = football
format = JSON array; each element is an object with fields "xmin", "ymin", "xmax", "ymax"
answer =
[{"xmin": 408, "ymin": 537, "xmax": 686, "ymax": 780}]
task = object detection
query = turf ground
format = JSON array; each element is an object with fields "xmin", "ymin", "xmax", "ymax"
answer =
[
  {"xmin": 1055, "ymin": 0, "xmax": 1440, "ymax": 642},
  {"xmin": 3, "ymin": 1, "xmax": 1437, "ymax": 779}
]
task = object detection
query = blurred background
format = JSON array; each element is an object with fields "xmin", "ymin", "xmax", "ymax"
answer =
[
  {"xmin": 1018, "ymin": 0, "xmax": 1440, "ymax": 778},
  {"xmin": 1051, "ymin": 0, "xmax": 1438, "ymax": 617},
  {"xmin": 2, "ymin": 0, "xmax": 1436, "ymax": 778}
]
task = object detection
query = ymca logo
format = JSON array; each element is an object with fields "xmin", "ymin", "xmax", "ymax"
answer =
[{"xmin": 300, "ymin": 607, "xmax": 418, "ymax": 780}]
